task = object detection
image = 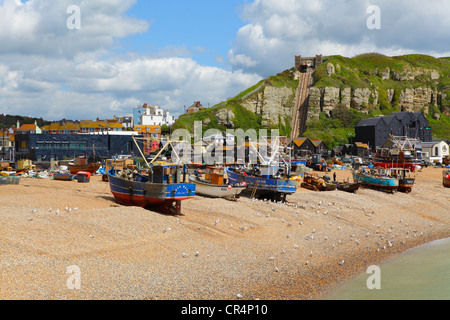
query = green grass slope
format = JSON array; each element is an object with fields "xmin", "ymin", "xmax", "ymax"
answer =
[{"xmin": 172, "ymin": 53, "xmax": 450, "ymax": 147}]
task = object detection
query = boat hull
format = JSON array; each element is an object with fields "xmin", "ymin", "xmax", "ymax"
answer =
[
  {"xmin": 353, "ymin": 172, "xmax": 399, "ymax": 192},
  {"xmin": 69, "ymin": 163, "xmax": 101, "ymax": 174},
  {"xmin": 398, "ymin": 178, "xmax": 415, "ymax": 193},
  {"xmin": 443, "ymin": 171, "xmax": 450, "ymax": 188},
  {"xmin": 189, "ymin": 175, "xmax": 246, "ymax": 198},
  {"xmin": 226, "ymin": 167, "xmax": 297, "ymax": 200},
  {"xmin": 336, "ymin": 182, "xmax": 361, "ymax": 193},
  {"xmin": 53, "ymin": 173, "xmax": 75, "ymax": 181},
  {"xmin": 107, "ymin": 172, "xmax": 195, "ymax": 214}
]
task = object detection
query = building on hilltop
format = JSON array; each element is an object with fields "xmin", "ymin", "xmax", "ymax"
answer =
[
  {"xmin": 186, "ymin": 101, "xmax": 204, "ymax": 114},
  {"xmin": 133, "ymin": 104, "xmax": 175, "ymax": 127},
  {"xmin": 295, "ymin": 55, "xmax": 323, "ymax": 72}
]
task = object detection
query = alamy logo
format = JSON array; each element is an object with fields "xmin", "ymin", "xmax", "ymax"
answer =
[
  {"xmin": 67, "ymin": 5, "xmax": 81, "ymax": 30},
  {"xmin": 367, "ymin": 5, "xmax": 381, "ymax": 30},
  {"xmin": 366, "ymin": 265, "xmax": 381, "ymax": 290},
  {"xmin": 67, "ymin": 265, "xmax": 81, "ymax": 290}
]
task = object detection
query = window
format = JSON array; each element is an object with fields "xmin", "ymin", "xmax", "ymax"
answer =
[
  {"xmin": 19, "ymin": 141, "xmax": 28, "ymax": 150},
  {"xmin": 69, "ymin": 141, "xmax": 87, "ymax": 150}
]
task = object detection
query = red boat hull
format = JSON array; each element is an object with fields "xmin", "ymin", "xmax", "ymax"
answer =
[
  {"xmin": 111, "ymin": 190, "xmax": 192, "ymax": 214},
  {"xmin": 373, "ymin": 161, "xmax": 420, "ymax": 172}
]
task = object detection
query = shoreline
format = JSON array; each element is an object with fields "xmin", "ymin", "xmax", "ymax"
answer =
[{"xmin": 0, "ymin": 167, "xmax": 448, "ymax": 300}]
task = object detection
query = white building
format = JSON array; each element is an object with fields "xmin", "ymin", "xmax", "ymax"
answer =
[
  {"xmin": 133, "ymin": 104, "xmax": 175, "ymax": 127},
  {"xmin": 421, "ymin": 141, "xmax": 449, "ymax": 164}
]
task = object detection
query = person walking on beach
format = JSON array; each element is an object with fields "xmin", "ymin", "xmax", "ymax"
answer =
[{"xmin": 333, "ymin": 172, "xmax": 336, "ymax": 182}]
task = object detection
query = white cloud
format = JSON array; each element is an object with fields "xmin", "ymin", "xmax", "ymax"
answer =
[
  {"xmin": 0, "ymin": 0, "xmax": 261, "ymax": 121},
  {"xmin": 0, "ymin": 0, "xmax": 149, "ymax": 58},
  {"xmin": 229, "ymin": 0, "xmax": 450, "ymax": 76}
]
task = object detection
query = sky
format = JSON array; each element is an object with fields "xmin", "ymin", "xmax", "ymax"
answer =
[{"xmin": 1, "ymin": 0, "xmax": 450, "ymax": 121}]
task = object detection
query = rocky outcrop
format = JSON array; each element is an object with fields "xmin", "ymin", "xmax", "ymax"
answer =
[
  {"xmin": 241, "ymin": 85, "xmax": 295, "ymax": 127},
  {"xmin": 326, "ymin": 63, "xmax": 335, "ymax": 76},
  {"xmin": 308, "ymin": 86, "xmax": 439, "ymax": 117},
  {"xmin": 392, "ymin": 66, "xmax": 440, "ymax": 81},
  {"xmin": 215, "ymin": 109, "xmax": 235, "ymax": 128}
]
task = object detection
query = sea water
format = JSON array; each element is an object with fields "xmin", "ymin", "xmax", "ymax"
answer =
[{"xmin": 325, "ymin": 238, "xmax": 450, "ymax": 300}]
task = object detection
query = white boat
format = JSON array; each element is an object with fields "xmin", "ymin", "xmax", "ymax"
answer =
[
  {"xmin": 189, "ymin": 175, "xmax": 246, "ymax": 199},
  {"xmin": 188, "ymin": 165, "xmax": 246, "ymax": 199}
]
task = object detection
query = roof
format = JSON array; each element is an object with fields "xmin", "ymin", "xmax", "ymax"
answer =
[
  {"xmin": 354, "ymin": 142, "xmax": 369, "ymax": 149},
  {"xmin": 41, "ymin": 123, "xmax": 80, "ymax": 131},
  {"xmin": 310, "ymin": 140, "xmax": 325, "ymax": 147},
  {"xmin": 291, "ymin": 137, "xmax": 309, "ymax": 147},
  {"xmin": 17, "ymin": 124, "xmax": 38, "ymax": 131},
  {"xmin": 134, "ymin": 125, "xmax": 161, "ymax": 133},
  {"xmin": 80, "ymin": 120, "xmax": 125, "ymax": 129},
  {"xmin": 356, "ymin": 117, "xmax": 385, "ymax": 127},
  {"xmin": 421, "ymin": 141, "xmax": 449, "ymax": 147}
]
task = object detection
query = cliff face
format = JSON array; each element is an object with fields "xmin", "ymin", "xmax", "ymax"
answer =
[
  {"xmin": 173, "ymin": 54, "xmax": 450, "ymax": 139},
  {"xmin": 309, "ymin": 85, "xmax": 441, "ymax": 118},
  {"xmin": 309, "ymin": 54, "xmax": 450, "ymax": 119},
  {"xmin": 239, "ymin": 54, "xmax": 450, "ymax": 128},
  {"xmin": 241, "ymin": 85, "xmax": 295, "ymax": 127}
]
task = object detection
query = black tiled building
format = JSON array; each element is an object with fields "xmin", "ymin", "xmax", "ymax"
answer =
[{"xmin": 355, "ymin": 112, "xmax": 432, "ymax": 150}]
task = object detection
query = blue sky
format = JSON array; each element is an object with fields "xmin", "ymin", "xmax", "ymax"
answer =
[
  {"xmin": 122, "ymin": 0, "xmax": 246, "ymax": 68},
  {"xmin": 1, "ymin": 0, "xmax": 450, "ymax": 121}
]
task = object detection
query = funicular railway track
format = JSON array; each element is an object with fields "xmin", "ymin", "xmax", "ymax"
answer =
[{"xmin": 291, "ymin": 69, "xmax": 313, "ymax": 138}]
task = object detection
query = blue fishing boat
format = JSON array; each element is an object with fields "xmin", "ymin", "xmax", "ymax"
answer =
[
  {"xmin": 352, "ymin": 168, "xmax": 399, "ymax": 193},
  {"xmin": 107, "ymin": 137, "xmax": 195, "ymax": 214},
  {"xmin": 107, "ymin": 163, "xmax": 195, "ymax": 214},
  {"xmin": 226, "ymin": 166, "xmax": 297, "ymax": 201}
]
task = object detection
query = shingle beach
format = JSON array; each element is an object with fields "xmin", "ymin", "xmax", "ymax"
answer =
[{"xmin": 0, "ymin": 167, "xmax": 448, "ymax": 300}]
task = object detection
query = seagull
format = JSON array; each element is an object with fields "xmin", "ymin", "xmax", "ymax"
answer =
[{"xmin": 338, "ymin": 260, "xmax": 345, "ymax": 266}]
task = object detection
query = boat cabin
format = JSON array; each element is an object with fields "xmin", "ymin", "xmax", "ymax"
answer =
[
  {"xmin": 146, "ymin": 164, "xmax": 182, "ymax": 184},
  {"xmin": 203, "ymin": 166, "xmax": 224, "ymax": 185}
]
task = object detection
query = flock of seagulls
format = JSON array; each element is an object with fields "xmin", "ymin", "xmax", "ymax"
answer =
[{"xmin": 168, "ymin": 195, "xmax": 434, "ymax": 278}]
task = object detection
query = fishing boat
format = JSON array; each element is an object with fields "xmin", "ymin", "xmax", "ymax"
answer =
[
  {"xmin": 373, "ymin": 135, "xmax": 421, "ymax": 172},
  {"xmin": 37, "ymin": 171, "xmax": 53, "ymax": 179},
  {"xmin": 225, "ymin": 136, "xmax": 297, "ymax": 201},
  {"xmin": 189, "ymin": 166, "xmax": 246, "ymax": 199},
  {"xmin": 226, "ymin": 166, "xmax": 297, "ymax": 201},
  {"xmin": 335, "ymin": 181, "xmax": 361, "ymax": 193},
  {"xmin": 69, "ymin": 156, "xmax": 101, "ymax": 174},
  {"xmin": 107, "ymin": 137, "xmax": 196, "ymax": 214},
  {"xmin": 352, "ymin": 168, "xmax": 399, "ymax": 193},
  {"xmin": 51, "ymin": 165, "xmax": 75, "ymax": 181},
  {"xmin": 53, "ymin": 172, "xmax": 75, "ymax": 181},
  {"xmin": 443, "ymin": 170, "xmax": 450, "ymax": 188},
  {"xmin": 388, "ymin": 168, "xmax": 415, "ymax": 193}
]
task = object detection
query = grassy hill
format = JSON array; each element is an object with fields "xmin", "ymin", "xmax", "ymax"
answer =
[{"xmin": 172, "ymin": 53, "xmax": 450, "ymax": 147}]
